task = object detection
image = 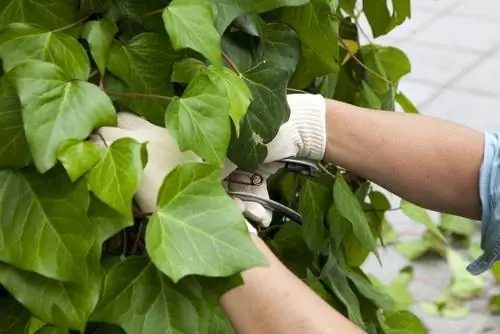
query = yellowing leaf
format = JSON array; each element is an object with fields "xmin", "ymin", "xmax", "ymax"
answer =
[{"xmin": 341, "ymin": 39, "xmax": 359, "ymax": 66}]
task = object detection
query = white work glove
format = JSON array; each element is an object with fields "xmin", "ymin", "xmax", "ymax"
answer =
[
  {"xmin": 93, "ymin": 112, "xmax": 258, "ymax": 233},
  {"xmin": 224, "ymin": 94, "xmax": 327, "ymax": 228}
]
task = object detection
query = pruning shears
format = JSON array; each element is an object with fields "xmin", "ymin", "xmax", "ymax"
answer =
[{"xmin": 226, "ymin": 158, "xmax": 319, "ymax": 226}]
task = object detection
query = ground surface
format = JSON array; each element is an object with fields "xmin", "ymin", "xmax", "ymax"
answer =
[{"xmin": 360, "ymin": 0, "xmax": 500, "ymax": 332}]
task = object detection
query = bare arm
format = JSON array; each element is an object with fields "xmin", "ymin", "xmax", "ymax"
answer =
[
  {"xmin": 220, "ymin": 235, "xmax": 364, "ymax": 334},
  {"xmin": 323, "ymin": 99, "xmax": 484, "ymax": 220}
]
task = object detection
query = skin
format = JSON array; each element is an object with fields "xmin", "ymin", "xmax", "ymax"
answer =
[{"xmin": 220, "ymin": 98, "xmax": 485, "ymax": 333}]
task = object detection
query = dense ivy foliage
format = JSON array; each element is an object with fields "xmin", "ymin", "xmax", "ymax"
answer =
[{"xmin": 0, "ymin": 0, "xmax": 427, "ymax": 333}]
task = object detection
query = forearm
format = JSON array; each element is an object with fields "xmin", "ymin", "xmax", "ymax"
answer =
[
  {"xmin": 323, "ymin": 99, "xmax": 484, "ymax": 220},
  {"xmin": 220, "ymin": 235, "xmax": 364, "ymax": 334}
]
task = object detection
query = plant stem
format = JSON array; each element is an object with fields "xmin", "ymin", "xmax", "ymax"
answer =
[
  {"xmin": 52, "ymin": 15, "xmax": 90, "ymax": 33},
  {"xmin": 222, "ymin": 52, "xmax": 242, "ymax": 75},
  {"xmin": 287, "ymin": 88, "xmax": 308, "ymax": 94},
  {"xmin": 107, "ymin": 91, "xmax": 174, "ymax": 101},
  {"xmin": 89, "ymin": 69, "xmax": 99, "ymax": 79},
  {"xmin": 140, "ymin": 8, "xmax": 164, "ymax": 20},
  {"xmin": 338, "ymin": 38, "xmax": 393, "ymax": 85}
]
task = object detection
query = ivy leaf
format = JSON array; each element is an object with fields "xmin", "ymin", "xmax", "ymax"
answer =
[
  {"xmin": 88, "ymin": 138, "xmax": 146, "ymax": 216},
  {"xmin": 172, "ymin": 59, "xmax": 252, "ymax": 135},
  {"xmin": 163, "ymin": 0, "xmax": 222, "ymax": 66},
  {"xmin": 0, "ymin": 295, "xmax": 31, "ymax": 333},
  {"xmin": 281, "ymin": 0, "xmax": 340, "ymax": 88},
  {"xmin": 106, "ymin": 33, "xmax": 181, "ymax": 125},
  {"xmin": 105, "ymin": 0, "xmax": 170, "ymax": 34},
  {"xmin": 0, "ymin": 0, "xmax": 78, "ymax": 30},
  {"xmin": 0, "ymin": 261, "xmax": 101, "ymax": 331},
  {"xmin": 26, "ymin": 317, "xmax": 46, "ymax": 334},
  {"xmin": 91, "ymin": 257, "xmax": 236, "ymax": 334},
  {"xmin": 299, "ymin": 178, "xmax": 331, "ymax": 251},
  {"xmin": 8, "ymin": 60, "xmax": 116, "ymax": 173},
  {"xmin": 36, "ymin": 326, "xmax": 68, "ymax": 334},
  {"xmin": 166, "ymin": 74, "xmax": 231, "ymax": 165},
  {"xmin": 208, "ymin": 307, "xmax": 235, "ymax": 334},
  {"xmin": 57, "ymin": 140, "xmax": 101, "ymax": 182},
  {"xmin": 79, "ymin": 0, "xmax": 113, "ymax": 14},
  {"xmin": 212, "ymin": 0, "xmax": 308, "ymax": 33},
  {"xmin": 0, "ymin": 75, "xmax": 31, "ymax": 168},
  {"xmin": 400, "ymin": 201, "xmax": 446, "ymax": 242},
  {"xmin": 228, "ymin": 23, "xmax": 300, "ymax": 169},
  {"xmin": 0, "ymin": 23, "xmax": 90, "ymax": 81},
  {"xmin": 88, "ymin": 195, "xmax": 134, "ymax": 245},
  {"xmin": 334, "ymin": 173, "xmax": 378, "ymax": 257},
  {"xmin": 82, "ymin": 19, "xmax": 118, "ymax": 75},
  {"xmin": 0, "ymin": 167, "xmax": 98, "ymax": 282},
  {"xmin": 146, "ymin": 163, "xmax": 267, "ymax": 282}
]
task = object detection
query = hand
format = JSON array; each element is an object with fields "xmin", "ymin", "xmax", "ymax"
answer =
[
  {"xmin": 93, "ymin": 112, "xmax": 258, "ymax": 233},
  {"xmin": 224, "ymin": 94, "xmax": 327, "ymax": 228},
  {"xmin": 93, "ymin": 112, "xmax": 201, "ymax": 214}
]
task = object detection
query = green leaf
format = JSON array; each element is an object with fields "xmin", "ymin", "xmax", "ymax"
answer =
[
  {"xmin": 0, "ymin": 23, "xmax": 90, "ymax": 81},
  {"xmin": 0, "ymin": 261, "xmax": 101, "ymax": 331},
  {"xmin": 396, "ymin": 92, "xmax": 419, "ymax": 114},
  {"xmin": 447, "ymin": 249, "xmax": 484, "ymax": 299},
  {"xmin": 347, "ymin": 268, "xmax": 394, "ymax": 310},
  {"xmin": 166, "ymin": 74, "xmax": 230, "ymax": 165},
  {"xmin": 299, "ymin": 178, "xmax": 330, "ymax": 251},
  {"xmin": 0, "ymin": 75, "xmax": 31, "ymax": 168},
  {"xmin": 146, "ymin": 163, "xmax": 266, "ymax": 282},
  {"xmin": 378, "ymin": 310, "xmax": 427, "ymax": 334},
  {"xmin": 363, "ymin": 0, "xmax": 391, "ymax": 38},
  {"xmin": 0, "ymin": 167, "xmax": 98, "ymax": 282},
  {"xmin": 395, "ymin": 240, "xmax": 431, "ymax": 260},
  {"xmin": 208, "ymin": 307, "xmax": 235, "ymax": 334},
  {"xmin": 88, "ymin": 195, "xmax": 134, "ymax": 245},
  {"xmin": 8, "ymin": 60, "xmax": 116, "ymax": 173},
  {"xmin": 104, "ymin": 0, "xmax": 169, "ymax": 33},
  {"xmin": 106, "ymin": 33, "xmax": 180, "ymax": 125},
  {"xmin": 281, "ymin": 0, "xmax": 340, "ymax": 88},
  {"xmin": 172, "ymin": 59, "xmax": 252, "ymax": 135},
  {"xmin": 57, "ymin": 140, "xmax": 101, "ymax": 182},
  {"xmin": 489, "ymin": 295, "xmax": 500, "ymax": 314},
  {"xmin": 0, "ymin": 0, "xmax": 78, "ymax": 31},
  {"xmin": 91, "ymin": 257, "xmax": 236, "ymax": 334},
  {"xmin": 79, "ymin": 0, "xmax": 113, "ymax": 14},
  {"xmin": 82, "ymin": 19, "xmax": 118, "ymax": 75},
  {"xmin": 212, "ymin": 0, "xmax": 308, "ymax": 33},
  {"xmin": 269, "ymin": 223, "xmax": 314, "ymax": 278},
  {"xmin": 334, "ymin": 173, "xmax": 378, "ymax": 256},
  {"xmin": 36, "ymin": 326, "xmax": 68, "ymax": 334},
  {"xmin": 419, "ymin": 301, "xmax": 440, "ymax": 317},
  {"xmin": 88, "ymin": 138, "xmax": 146, "ymax": 216},
  {"xmin": 0, "ymin": 295, "xmax": 31, "ymax": 333},
  {"xmin": 361, "ymin": 81, "xmax": 382, "ymax": 109},
  {"xmin": 228, "ymin": 23, "xmax": 300, "ymax": 169},
  {"xmin": 322, "ymin": 256, "xmax": 365, "ymax": 328},
  {"xmin": 439, "ymin": 213, "xmax": 476, "ymax": 237},
  {"xmin": 491, "ymin": 262, "xmax": 500, "ymax": 281},
  {"xmin": 400, "ymin": 201, "xmax": 446, "ymax": 242},
  {"xmin": 26, "ymin": 317, "xmax": 46, "ymax": 334},
  {"xmin": 163, "ymin": 0, "xmax": 222, "ymax": 66}
]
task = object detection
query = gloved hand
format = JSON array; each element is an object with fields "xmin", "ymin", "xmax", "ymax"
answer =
[
  {"xmin": 93, "ymin": 112, "xmax": 258, "ymax": 233},
  {"xmin": 223, "ymin": 94, "xmax": 327, "ymax": 228}
]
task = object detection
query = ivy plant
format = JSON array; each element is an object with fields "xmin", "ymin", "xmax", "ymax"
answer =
[{"xmin": 0, "ymin": 0, "xmax": 426, "ymax": 333}]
